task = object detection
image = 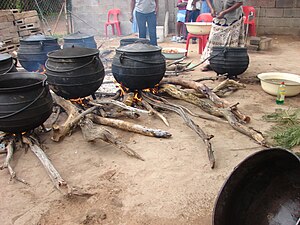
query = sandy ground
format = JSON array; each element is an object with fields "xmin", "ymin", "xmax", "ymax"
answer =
[{"xmin": 1, "ymin": 35, "xmax": 300, "ymax": 225}]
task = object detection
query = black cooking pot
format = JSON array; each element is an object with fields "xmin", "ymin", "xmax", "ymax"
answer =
[
  {"xmin": 0, "ymin": 72, "xmax": 53, "ymax": 133},
  {"xmin": 0, "ymin": 53, "xmax": 17, "ymax": 75},
  {"xmin": 112, "ymin": 43, "xmax": 166, "ymax": 90},
  {"xmin": 213, "ymin": 148, "xmax": 300, "ymax": 225},
  {"xmin": 63, "ymin": 31, "xmax": 97, "ymax": 49},
  {"xmin": 119, "ymin": 38, "xmax": 150, "ymax": 47},
  {"xmin": 18, "ymin": 34, "xmax": 61, "ymax": 71},
  {"xmin": 210, "ymin": 47, "xmax": 249, "ymax": 78},
  {"xmin": 46, "ymin": 47, "xmax": 105, "ymax": 99}
]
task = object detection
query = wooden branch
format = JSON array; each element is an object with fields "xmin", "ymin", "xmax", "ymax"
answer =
[
  {"xmin": 22, "ymin": 136, "xmax": 68, "ymax": 191},
  {"xmin": 80, "ymin": 118, "xmax": 144, "ymax": 161},
  {"xmin": 140, "ymin": 99, "xmax": 169, "ymax": 126},
  {"xmin": 0, "ymin": 139, "xmax": 29, "ymax": 185},
  {"xmin": 158, "ymin": 85, "xmax": 266, "ymax": 145},
  {"xmin": 51, "ymin": 93, "xmax": 97, "ymax": 142},
  {"xmin": 89, "ymin": 114, "xmax": 172, "ymax": 138},
  {"xmin": 90, "ymin": 100, "xmax": 149, "ymax": 115},
  {"xmin": 105, "ymin": 110, "xmax": 140, "ymax": 119},
  {"xmin": 142, "ymin": 93, "xmax": 215, "ymax": 169},
  {"xmin": 161, "ymin": 77, "xmax": 250, "ymax": 123}
]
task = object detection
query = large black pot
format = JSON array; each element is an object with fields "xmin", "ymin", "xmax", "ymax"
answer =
[
  {"xmin": 18, "ymin": 34, "xmax": 60, "ymax": 71},
  {"xmin": 119, "ymin": 38, "xmax": 150, "ymax": 47},
  {"xmin": 63, "ymin": 31, "xmax": 97, "ymax": 49},
  {"xmin": 210, "ymin": 47, "xmax": 249, "ymax": 78},
  {"xmin": 0, "ymin": 72, "xmax": 53, "ymax": 133},
  {"xmin": 0, "ymin": 53, "xmax": 17, "ymax": 75},
  {"xmin": 46, "ymin": 47, "xmax": 105, "ymax": 99},
  {"xmin": 214, "ymin": 148, "xmax": 300, "ymax": 225},
  {"xmin": 112, "ymin": 43, "xmax": 166, "ymax": 90}
]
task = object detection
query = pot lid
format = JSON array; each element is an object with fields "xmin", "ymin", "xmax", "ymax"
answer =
[
  {"xmin": 63, "ymin": 31, "xmax": 93, "ymax": 39},
  {"xmin": 47, "ymin": 46, "xmax": 99, "ymax": 59},
  {"xmin": 117, "ymin": 43, "xmax": 162, "ymax": 53},
  {"xmin": 21, "ymin": 34, "xmax": 57, "ymax": 42},
  {"xmin": 0, "ymin": 53, "xmax": 12, "ymax": 61}
]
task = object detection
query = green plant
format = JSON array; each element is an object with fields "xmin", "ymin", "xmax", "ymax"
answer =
[{"xmin": 263, "ymin": 108, "xmax": 300, "ymax": 149}]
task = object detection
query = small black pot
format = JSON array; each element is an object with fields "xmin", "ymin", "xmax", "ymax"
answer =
[
  {"xmin": 112, "ymin": 43, "xmax": 166, "ymax": 90},
  {"xmin": 210, "ymin": 47, "xmax": 249, "ymax": 78}
]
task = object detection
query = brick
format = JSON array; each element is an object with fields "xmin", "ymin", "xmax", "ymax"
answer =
[
  {"xmin": 265, "ymin": 8, "xmax": 284, "ymax": 17},
  {"xmin": 17, "ymin": 22, "xmax": 40, "ymax": 31},
  {"xmin": 0, "ymin": 21, "xmax": 14, "ymax": 29},
  {"xmin": 0, "ymin": 14, "xmax": 14, "ymax": 22},
  {"xmin": 24, "ymin": 16, "xmax": 40, "ymax": 24},
  {"xmin": 251, "ymin": 0, "xmax": 275, "ymax": 7},
  {"xmin": 249, "ymin": 36, "xmax": 261, "ymax": 45},
  {"xmin": 259, "ymin": 37, "xmax": 272, "ymax": 50},
  {"xmin": 297, "ymin": 0, "xmax": 300, "ymax": 7},
  {"xmin": 283, "ymin": 8, "xmax": 300, "ymax": 18},
  {"xmin": 247, "ymin": 44, "xmax": 259, "ymax": 51},
  {"xmin": 13, "ymin": 11, "xmax": 38, "ymax": 20},
  {"xmin": 275, "ymin": 0, "xmax": 293, "ymax": 8}
]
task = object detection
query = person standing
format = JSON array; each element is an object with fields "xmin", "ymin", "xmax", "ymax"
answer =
[
  {"xmin": 200, "ymin": 0, "xmax": 245, "ymax": 71},
  {"xmin": 200, "ymin": 0, "xmax": 213, "ymax": 14},
  {"xmin": 130, "ymin": 0, "xmax": 159, "ymax": 46},
  {"xmin": 186, "ymin": 0, "xmax": 201, "ymax": 43},
  {"xmin": 175, "ymin": 0, "xmax": 188, "ymax": 42}
]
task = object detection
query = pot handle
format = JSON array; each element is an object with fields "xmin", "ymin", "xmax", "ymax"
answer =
[
  {"xmin": 45, "ymin": 56, "xmax": 99, "ymax": 72},
  {"xmin": 1, "ymin": 58, "xmax": 17, "ymax": 75},
  {"xmin": 0, "ymin": 88, "xmax": 46, "ymax": 119},
  {"xmin": 119, "ymin": 53, "xmax": 164, "ymax": 65},
  {"xmin": 39, "ymin": 41, "xmax": 44, "ymax": 50}
]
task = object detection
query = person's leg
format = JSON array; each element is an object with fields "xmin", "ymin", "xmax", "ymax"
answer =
[
  {"xmin": 136, "ymin": 11, "xmax": 147, "ymax": 39},
  {"xmin": 146, "ymin": 11, "xmax": 157, "ymax": 45}
]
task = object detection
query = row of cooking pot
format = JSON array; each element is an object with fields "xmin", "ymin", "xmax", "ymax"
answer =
[{"xmin": 0, "ymin": 41, "xmax": 166, "ymax": 134}]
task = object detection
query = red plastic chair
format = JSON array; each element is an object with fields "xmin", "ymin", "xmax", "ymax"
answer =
[
  {"xmin": 185, "ymin": 13, "xmax": 213, "ymax": 56},
  {"xmin": 105, "ymin": 9, "xmax": 122, "ymax": 38},
  {"xmin": 243, "ymin": 6, "xmax": 256, "ymax": 37}
]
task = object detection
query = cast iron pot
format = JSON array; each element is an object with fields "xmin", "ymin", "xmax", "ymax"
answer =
[
  {"xmin": 210, "ymin": 47, "xmax": 249, "ymax": 78},
  {"xmin": 18, "ymin": 34, "xmax": 60, "ymax": 71},
  {"xmin": 63, "ymin": 31, "xmax": 97, "ymax": 49},
  {"xmin": 0, "ymin": 53, "xmax": 18, "ymax": 75},
  {"xmin": 0, "ymin": 72, "xmax": 53, "ymax": 133},
  {"xmin": 46, "ymin": 47, "xmax": 105, "ymax": 99},
  {"xmin": 213, "ymin": 148, "xmax": 300, "ymax": 225},
  {"xmin": 112, "ymin": 43, "xmax": 166, "ymax": 90},
  {"xmin": 119, "ymin": 38, "xmax": 150, "ymax": 47}
]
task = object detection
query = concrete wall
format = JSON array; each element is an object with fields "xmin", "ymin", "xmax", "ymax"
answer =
[
  {"xmin": 71, "ymin": 0, "xmax": 177, "ymax": 37},
  {"xmin": 244, "ymin": 0, "xmax": 300, "ymax": 36},
  {"xmin": 72, "ymin": 0, "xmax": 300, "ymax": 37}
]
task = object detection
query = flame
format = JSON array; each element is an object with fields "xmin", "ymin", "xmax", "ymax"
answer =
[
  {"xmin": 70, "ymin": 98, "xmax": 89, "ymax": 107},
  {"xmin": 133, "ymin": 92, "xmax": 142, "ymax": 102},
  {"xmin": 34, "ymin": 65, "xmax": 46, "ymax": 74}
]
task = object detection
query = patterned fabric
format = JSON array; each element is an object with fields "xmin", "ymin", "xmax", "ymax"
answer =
[{"xmin": 200, "ymin": 16, "xmax": 245, "ymax": 63}]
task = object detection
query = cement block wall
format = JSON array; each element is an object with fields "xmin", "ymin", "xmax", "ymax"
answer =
[
  {"xmin": 244, "ymin": 0, "xmax": 300, "ymax": 36},
  {"xmin": 71, "ymin": 0, "xmax": 177, "ymax": 37},
  {"xmin": 72, "ymin": 0, "xmax": 300, "ymax": 37}
]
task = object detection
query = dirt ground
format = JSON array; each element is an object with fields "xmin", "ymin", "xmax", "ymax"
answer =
[{"xmin": 1, "ymin": 35, "xmax": 300, "ymax": 225}]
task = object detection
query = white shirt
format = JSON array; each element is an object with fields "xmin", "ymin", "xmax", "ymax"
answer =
[{"xmin": 186, "ymin": 0, "xmax": 201, "ymax": 11}]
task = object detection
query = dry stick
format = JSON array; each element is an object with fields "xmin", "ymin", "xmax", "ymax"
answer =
[
  {"xmin": 22, "ymin": 136, "xmax": 68, "ymax": 191},
  {"xmin": 140, "ymin": 99, "xmax": 170, "ymax": 127},
  {"xmin": 80, "ymin": 118, "xmax": 144, "ymax": 161},
  {"xmin": 161, "ymin": 77, "xmax": 250, "ymax": 123},
  {"xmin": 89, "ymin": 114, "xmax": 172, "ymax": 138},
  {"xmin": 159, "ymin": 84, "xmax": 227, "ymax": 123},
  {"xmin": 142, "ymin": 93, "xmax": 215, "ymax": 169},
  {"xmin": 158, "ymin": 84, "xmax": 266, "ymax": 145},
  {"xmin": 0, "ymin": 139, "xmax": 29, "ymax": 185},
  {"xmin": 105, "ymin": 110, "xmax": 140, "ymax": 119},
  {"xmin": 90, "ymin": 100, "xmax": 149, "ymax": 115},
  {"xmin": 51, "ymin": 93, "xmax": 97, "ymax": 142}
]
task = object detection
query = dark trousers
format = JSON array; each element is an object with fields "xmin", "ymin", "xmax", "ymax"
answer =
[{"xmin": 136, "ymin": 11, "xmax": 157, "ymax": 46}]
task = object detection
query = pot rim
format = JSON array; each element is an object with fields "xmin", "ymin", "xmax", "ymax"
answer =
[
  {"xmin": 257, "ymin": 72, "xmax": 300, "ymax": 86},
  {"xmin": 0, "ymin": 72, "xmax": 47, "ymax": 93},
  {"xmin": 47, "ymin": 47, "xmax": 99, "ymax": 59}
]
